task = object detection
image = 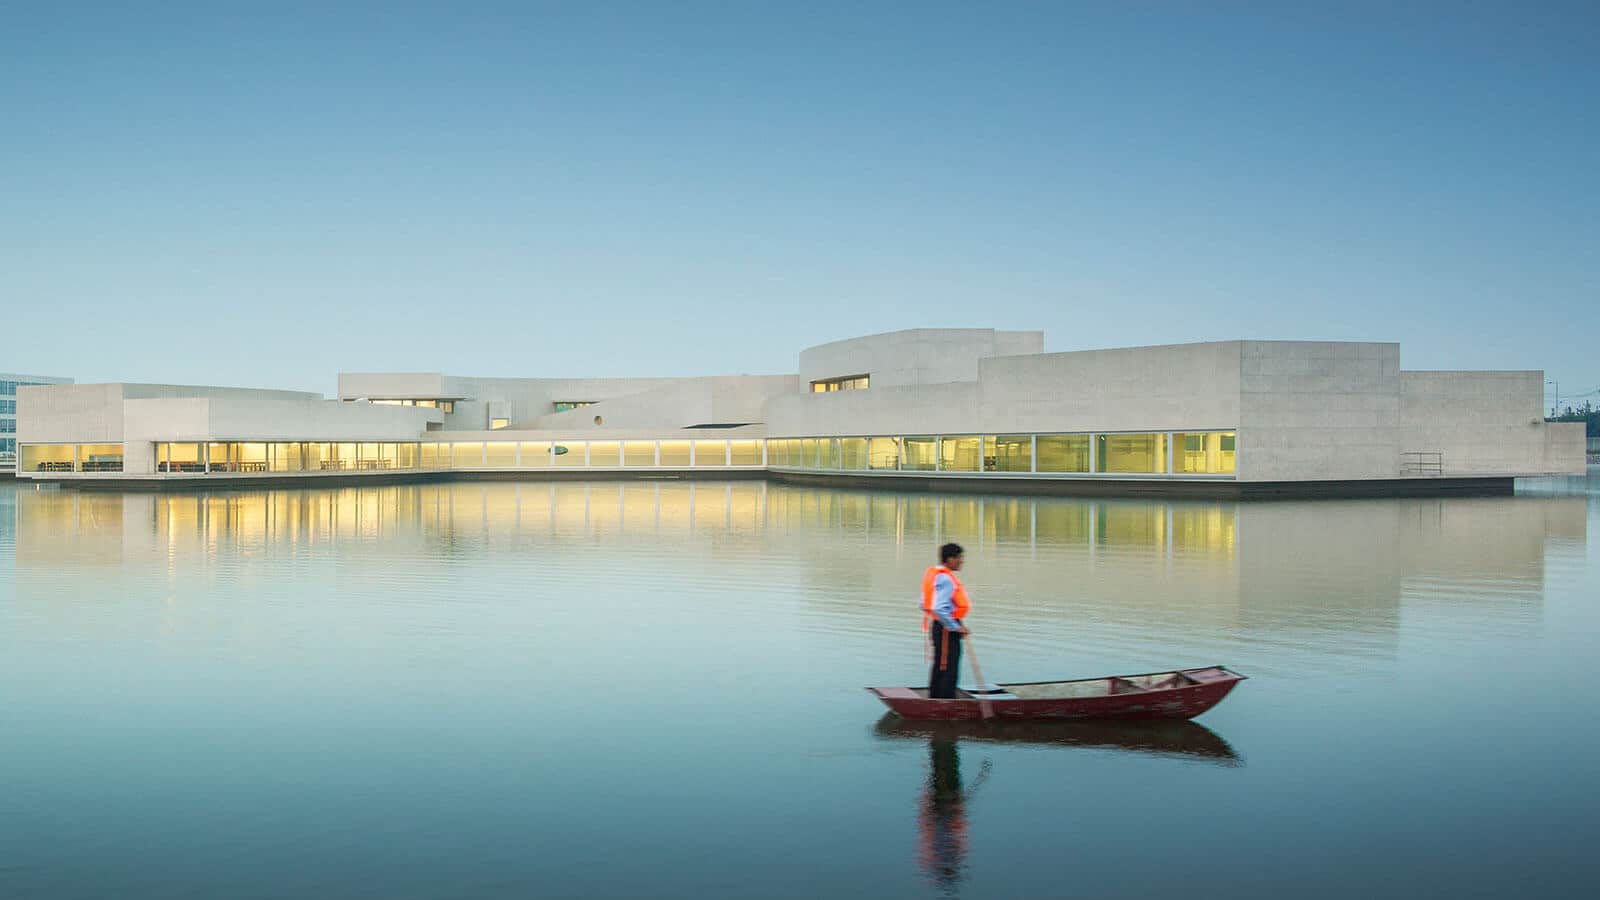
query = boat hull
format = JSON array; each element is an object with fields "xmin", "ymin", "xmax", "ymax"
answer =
[{"xmin": 867, "ymin": 666, "xmax": 1244, "ymax": 721}]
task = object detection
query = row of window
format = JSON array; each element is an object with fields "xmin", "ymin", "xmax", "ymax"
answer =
[
  {"xmin": 767, "ymin": 432, "xmax": 1236, "ymax": 475},
  {"xmin": 0, "ymin": 381, "xmax": 52, "ymax": 396},
  {"xmin": 17, "ymin": 432, "xmax": 1236, "ymax": 477},
  {"xmin": 810, "ymin": 375, "xmax": 870, "ymax": 393},
  {"xmin": 420, "ymin": 440, "xmax": 765, "ymax": 468},
  {"xmin": 19, "ymin": 444, "xmax": 125, "ymax": 473},
  {"xmin": 0, "ymin": 420, "xmax": 15, "ymax": 433},
  {"xmin": 0, "ymin": 399, "xmax": 15, "ymax": 413},
  {"xmin": 366, "ymin": 399, "xmax": 457, "ymax": 413}
]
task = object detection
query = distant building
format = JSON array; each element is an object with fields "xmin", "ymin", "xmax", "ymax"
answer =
[
  {"xmin": 1, "ymin": 372, "xmax": 73, "ymax": 473},
  {"xmin": 12, "ymin": 331, "xmax": 1588, "ymax": 496}
]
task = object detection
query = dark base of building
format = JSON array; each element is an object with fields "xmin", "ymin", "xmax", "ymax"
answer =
[
  {"xmin": 16, "ymin": 468, "xmax": 1516, "ymax": 499},
  {"xmin": 768, "ymin": 471, "xmax": 1517, "ymax": 500}
]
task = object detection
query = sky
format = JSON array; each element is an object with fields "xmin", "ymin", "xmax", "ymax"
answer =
[{"xmin": 3, "ymin": 2, "xmax": 1596, "ymax": 406}]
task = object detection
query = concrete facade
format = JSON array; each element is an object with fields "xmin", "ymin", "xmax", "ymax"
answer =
[
  {"xmin": 1, "ymin": 371, "xmax": 73, "ymax": 472},
  {"xmin": 14, "ymin": 328, "xmax": 1586, "ymax": 493}
]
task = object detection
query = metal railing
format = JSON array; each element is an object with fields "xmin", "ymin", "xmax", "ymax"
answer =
[{"xmin": 1400, "ymin": 451, "xmax": 1444, "ymax": 476}]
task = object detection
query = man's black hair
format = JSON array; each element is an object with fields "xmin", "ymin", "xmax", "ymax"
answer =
[{"xmin": 939, "ymin": 542, "xmax": 964, "ymax": 564}]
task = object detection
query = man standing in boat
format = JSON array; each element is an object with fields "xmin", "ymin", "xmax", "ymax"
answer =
[{"xmin": 923, "ymin": 543, "xmax": 971, "ymax": 699}]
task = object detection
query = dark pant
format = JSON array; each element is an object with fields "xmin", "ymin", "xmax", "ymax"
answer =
[{"xmin": 928, "ymin": 621, "xmax": 964, "ymax": 699}]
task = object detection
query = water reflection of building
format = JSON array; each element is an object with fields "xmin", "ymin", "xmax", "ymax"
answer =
[{"xmin": 11, "ymin": 485, "xmax": 1586, "ymax": 648}]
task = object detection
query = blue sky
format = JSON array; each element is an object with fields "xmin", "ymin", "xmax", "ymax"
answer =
[{"xmin": 3, "ymin": 2, "xmax": 1596, "ymax": 406}]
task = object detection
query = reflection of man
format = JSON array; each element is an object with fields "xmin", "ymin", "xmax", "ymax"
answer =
[
  {"xmin": 918, "ymin": 737, "xmax": 969, "ymax": 890},
  {"xmin": 922, "ymin": 543, "xmax": 971, "ymax": 699}
]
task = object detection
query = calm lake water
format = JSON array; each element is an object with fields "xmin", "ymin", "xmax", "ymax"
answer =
[{"xmin": 2, "ymin": 474, "xmax": 1596, "ymax": 899}]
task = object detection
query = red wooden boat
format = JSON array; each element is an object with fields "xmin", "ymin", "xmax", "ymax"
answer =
[{"xmin": 867, "ymin": 666, "xmax": 1245, "ymax": 721}]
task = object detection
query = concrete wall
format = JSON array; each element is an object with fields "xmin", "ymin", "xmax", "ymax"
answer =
[
  {"xmin": 16, "ymin": 384, "xmax": 128, "ymax": 443},
  {"xmin": 1400, "ymin": 371, "xmax": 1584, "ymax": 476},
  {"xmin": 765, "ymin": 381, "xmax": 982, "ymax": 437},
  {"xmin": 530, "ymin": 375, "xmax": 798, "ymax": 431},
  {"xmin": 976, "ymin": 341, "xmax": 1242, "ymax": 434},
  {"xmin": 797, "ymin": 329, "xmax": 1044, "ymax": 389},
  {"xmin": 337, "ymin": 372, "xmax": 448, "ymax": 399},
  {"xmin": 1236, "ymin": 342, "xmax": 1402, "ymax": 482}
]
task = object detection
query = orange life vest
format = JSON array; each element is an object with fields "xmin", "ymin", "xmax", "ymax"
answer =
[{"xmin": 921, "ymin": 565, "xmax": 970, "ymax": 629}]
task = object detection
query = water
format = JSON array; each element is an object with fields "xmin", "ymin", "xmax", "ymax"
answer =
[{"xmin": 2, "ymin": 475, "xmax": 1596, "ymax": 899}]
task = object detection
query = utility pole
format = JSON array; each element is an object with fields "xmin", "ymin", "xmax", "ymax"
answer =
[{"xmin": 1547, "ymin": 379, "xmax": 1559, "ymax": 417}]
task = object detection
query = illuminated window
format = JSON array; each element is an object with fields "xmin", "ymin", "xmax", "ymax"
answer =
[
  {"xmin": 868, "ymin": 437, "xmax": 900, "ymax": 470},
  {"xmin": 818, "ymin": 438, "xmax": 839, "ymax": 469},
  {"xmin": 450, "ymin": 442, "xmax": 484, "ymax": 467},
  {"xmin": 799, "ymin": 439, "xmax": 819, "ymax": 467},
  {"xmin": 809, "ymin": 375, "xmax": 870, "ymax": 393},
  {"xmin": 490, "ymin": 417, "xmax": 510, "ymax": 430},
  {"xmin": 20, "ymin": 444, "xmax": 74, "ymax": 472},
  {"xmin": 902, "ymin": 438, "xmax": 937, "ymax": 471},
  {"xmin": 552, "ymin": 443, "xmax": 585, "ymax": 467},
  {"xmin": 694, "ymin": 441, "xmax": 728, "ymax": 467},
  {"xmin": 1037, "ymin": 435, "xmax": 1091, "ymax": 473},
  {"xmin": 624, "ymin": 441, "xmax": 657, "ymax": 467},
  {"xmin": 588, "ymin": 441, "xmax": 621, "ymax": 466},
  {"xmin": 554, "ymin": 401, "xmax": 596, "ymax": 413},
  {"xmin": 659, "ymin": 440, "xmax": 691, "ymax": 467},
  {"xmin": 840, "ymin": 438, "xmax": 868, "ymax": 469},
  {"xmin": 1174, "ymin": 432, "xmax": 1236, "ymax": 474},
  {"xmin": 987, "ymin": 435, "xmax": 1032, "ymax": 472},
  {"xmin": 520, "ymin": 442, "xmax": 552, "ymax": 467},
  {"xmin": 730, "ymin": 440, "xmax": 762, "ymax": 466},
  {"xmin": 484, "ymin": 441, "xmax": 517, "ymax": 467},
  {"xmin": 77, "ymin": 444, "xmax": 124, "ymax": 472},
  {"xmin": 938, "ymin": 436, "xmax": 981, "ymax": 472},
  {"xmin": 1096, "ymin": 433, "xmax": 1167, "ymax": 474}
]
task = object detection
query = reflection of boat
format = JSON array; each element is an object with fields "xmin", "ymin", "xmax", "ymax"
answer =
[
  {"xmin": 874, "ymin": 714, "xmax": 1241, "ymax": 764},
  {"xmin": 867, "ymin": 666, "xmax": 1245, "ymax": 721}
]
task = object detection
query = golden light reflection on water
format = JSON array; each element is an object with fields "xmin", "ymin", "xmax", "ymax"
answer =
[{"xmin": 8, "ymin": 482, "xmax": 1585, "ymax": 655}]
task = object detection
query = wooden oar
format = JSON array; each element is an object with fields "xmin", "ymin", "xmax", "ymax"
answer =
[{"xmin": 964, "ymin": 634, "xmax": 996, "ymax": 720}]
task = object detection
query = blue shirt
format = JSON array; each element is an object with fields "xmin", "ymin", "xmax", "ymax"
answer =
[{"xmin": 931, "ymin": 572, "xmax": 963, "ymax": 630}]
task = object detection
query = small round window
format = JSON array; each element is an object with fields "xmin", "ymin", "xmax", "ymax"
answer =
[{"xmin": 593, "ymin": 415, "xmax": 603, "ymax": 426}]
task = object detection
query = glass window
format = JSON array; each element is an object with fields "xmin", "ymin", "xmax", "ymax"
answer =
[
  {"xmin": 1096, "ymin": 433, "xmax": 1168, "ymax": 474},
  {"xmin": 159, "ymin": 443, "xmax": 203, "ymax": 473},
  {"xmin": 868, "ymin": 437, "xmax": 900, "ymax": 470},
  {"xmin": 659, "ymin": 440, "xmax": 691, "ymax": 467},
  {"xmin": 988, "ymin": 435, "xmax": 1032, "ymax": 472},
  {"xmin": 420, "ymin": 443, "xmax": 443, "ymax": 469},
  {"xmin": 268, "ymin": 443, "xmax": 303, "ymax": 472},
  {"xmin": 450, "ymin": 442, "xmax": 483, "ymax": 468},
  {"xmin": 799, "ymin": 439, "xmax": 819, "ymax": 468},
  {"xmin": 490, "ymin": 417, "xmax": 510, "ymax": 430},
  {"xmin": 231, "ymin": 442, "xmax": 268, "ymax": 472},
  {"xmin": 205, "ymin": 442, "xmax": 234, "ymax": 472},
  {"xmin": 588, "ymin": 441, "xmax": 621, "ymax": 466},
  {"xmin": 902, "ymin": 437, "xmax": 937, "ymax": 471},
  {"xmin": 1037, "ymin": 435, "xmax": 1091, "ymax": 473},
  {"xmin": 77, "ymin": 443, "xmax": 124, "ymax": 473},
  {"xmin": 818, "ymin": 438, "xmax": 839, "ymax": 469},
  {"xmin": 21, "ymin": 444, "xmax": 75, "ymax": 472},
  {"xmin": 397, "ymin": 443, "xmax": 419, "ymax": 469},
  {"xmin": 624, "ymin": 441, "xmax": 657, "ymax": 467},
  {"xmin": 553, "ymin": 401, "xmax": 595, "ymax": 413},
  {"xmin": 730, "ymin": 440, "xmax": 762, "ymax": 466},
  {"xmin": 767, "ymin": 440, "xmax": 785, "ymax": 466},
  {"xmin": 939, "ymin": 436, "xmax": 981, "ymax": 472},
  {"xmin": 839, "ymin": 438, "xmax": 868, "ymax": 469},
  {"xmin": 693, "ymin": 441, "xmax": 727, "ymax": 467},
  {"xmin": 810, "ymin": 375, "xmax": 870, "ymax": 392},
  {"xmin": 484, "ymin": 441, "xmax": 517, "ymax": 467},
  {"xmin": 551, "ymin": 442, "xmax": 585, "ymax": 467},
  {"xmin": 1173, "ymin": 431, "xmax": 1236, "ymax": 474},
  {"xmin": 519, "ymin": 442, "xmax": 551, "ymax": 467}
]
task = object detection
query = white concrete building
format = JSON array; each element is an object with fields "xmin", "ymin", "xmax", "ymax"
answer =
[
  {"xmin": 15, "ymin": 330, "xmax": 1586, "ymax": 496},
  {"xmin": 1, "ymin": 372, "xmax": 73, "ymax": 473}
]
